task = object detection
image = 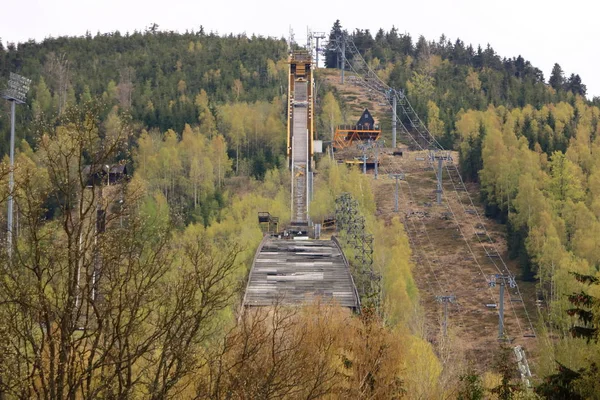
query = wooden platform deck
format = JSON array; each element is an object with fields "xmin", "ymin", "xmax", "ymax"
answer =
[{"xmin": 243, "ymin": 237, "xmax": 360, "ymax": 310}]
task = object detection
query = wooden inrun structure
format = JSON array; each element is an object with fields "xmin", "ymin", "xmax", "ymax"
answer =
[
  {"xmin": 287, "ymin": 50, "xmax": 314, "ymax": 227},
  {"xmin": 333, "ymin": 109, "xmax": 381, "ymax": 149},
  {"xmin": 242, "ymin": 50, "xmax": 360, "ymax": 312}
]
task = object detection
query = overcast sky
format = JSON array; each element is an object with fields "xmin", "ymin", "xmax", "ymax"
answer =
[{"xmin": 2, "ymin": 0, "xmax": 598, "ymax": 98}]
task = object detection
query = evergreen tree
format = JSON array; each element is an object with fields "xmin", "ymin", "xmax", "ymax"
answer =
[
  {"xmin": 325, "ymin": 20, "xmax": 343, "ymax": 68},
  {"xmin": 567, "ymin": 272, "xmax": 599, "ymax": 342},
  {"xmin": 473, "ymin": 45, "xmax": 483, "ymax": 68},
  {"xmin": 352, "ymin": 28, "xmax": 374, "ymax": 56},
  {"xmin": 489, "ymin": 345, "xmax": 521, "ymax": 399},
  {"xmin": 535, "ymin": 362, "xmax": 585, "ymax": 400},
  {"xmin": 566, "ymin": 73, "xmax": 587, "ymax": 97},
  {"xmin": 514, "ymin": 55, "xmax": 526, "ymax": 78},
  {"xmin": 549, "ymin": 63, "xmax": 565, "ymax": 91},
  {"xmin": 415, "ymin": 35, "xmax": 430, "ymax": 64},
  {"xmin": 535, "ymin": 273, "xmax": 599, "ymax": 398},
  {"xmin": 456, "ymin": 368, "xmax": 484, "ymax": 400}
]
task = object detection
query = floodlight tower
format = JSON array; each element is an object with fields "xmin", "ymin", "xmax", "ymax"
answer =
[{"xmin": 1, "ymin": 72, "xmax": 32, "ymax": 256}]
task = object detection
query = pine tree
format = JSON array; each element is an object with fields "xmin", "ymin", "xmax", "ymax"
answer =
[
  {"xmin": 567, "ymin": 272, "xmax": 599, "ymax": 342},
  {"xmin": 549, "ymin": 63, "xmax": 565, "ymax": 91},
  {"xmin": 325, "ymin": 20, "xmax": 343, "ymax": 68},
  {"xmin": 489, "ymin": 345, "xmax": 521, "ymax": 399},
  {"xmin": 456, "ymin": 368, "xmax": 484, "ymax": 400},
  {"xmin": 535, "ymin": 362, "xmax": 584, "ymax": 400},
  {"xmin": 534, "ymin": 272, "xmax": 599, "ymax": 398},
  {"xmin": 566, "ymin": 74, "xmax": 587, "ymax": 97}
]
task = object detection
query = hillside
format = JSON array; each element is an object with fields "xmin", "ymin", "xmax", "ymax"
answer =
[
  {"xmin": 321, "ymin": 67, "xmax": 538, "ymax": 368},
  {"xmin": 317, "ymin": 23, "xmax": 600, "ymax": 394},
  {"xmin": 1, "ymin": 24, "xmax": 599, "ymax": 397},
  {"xmin": 0, "ymin": 30, "xmax": 289, "ymax": 156}
]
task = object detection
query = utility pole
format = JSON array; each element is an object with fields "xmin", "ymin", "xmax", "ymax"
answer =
[
  {"xmin": 372, "ymin": 140, "xmax": 384, "ymax": 179},
  {"xmin": 336, "ymin": 39, "xmax": 340, "ymax": 70},
  {"xmin": 8, "ymin": 100, "xmax": 15, "ymax": 249},
  {"xmin": 433, "ymin": 152, "xmax": 451, "ymax": 205},
  {"xmin": 340, "ymin": 37, "xmax": 346, "ymax": 84},
  {"xmin": 389, "ymin": 173, "xmax": 405, "ymax": 212},
  {"xmin": 436, "ymin": 295, "xmax": 456, "ymax": 337},
  {"xmin": 312, "ymin": 32, "xmax": 326, "ymax": 68},
  {"xmin": 1, "ymin": 73, "xmax": 31, "ymax": 257},
  {"xmin": 489, "ymin": 274, "xmax": 516, "ymax": 339},
  {"xmin": 391, "ymin": 91, "xmax": 397, "ymax": 148},
  {"xmin": 357, "ymin": 143, "xmax": 368, "ymax": 174},
  {"xmin": 436, "ymin": 157, "xmax": 443, "ymax": 205}
]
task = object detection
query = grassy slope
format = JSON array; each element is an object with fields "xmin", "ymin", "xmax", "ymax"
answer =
[{"xmin": 320, "ymin": 68, "xmax": 540, "ymax": 370}]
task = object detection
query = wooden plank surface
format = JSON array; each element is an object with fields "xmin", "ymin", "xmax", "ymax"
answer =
[{"xmin": 244, "ymin": 238, "xmax": 360, "ymax": 309}]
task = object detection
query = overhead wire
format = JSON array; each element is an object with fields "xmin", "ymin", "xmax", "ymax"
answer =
[
  {"xmin": 394, "ymin": 100, "xmax": 525, "ymax": 338},
  {"xmin": 337, "ymin": 39, "xmax": 492, "ymax": 333},
  {"xmin": 442, "ymin": 162, "xmax": 536, "ymax": 336},
  {"xmin": 371, "ymin": 129, "xmax": 474, "ymax": 332},
  {"xmin": 337, "ymin": 33, "xmax": 537, "ymax": 338},
  {"xmin": 339, "ymin": 38, "xmax": 497, "ymax": 305},
  {"xmin": 441, "ymin": 158, "xmax": 526, "ymax": 337},
  {"xmin": 374, "ymin": 148, "xmax": 469, "ymax": 332}
]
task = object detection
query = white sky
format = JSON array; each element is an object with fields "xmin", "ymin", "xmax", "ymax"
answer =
[{"xmin": 2, "ymin": 0, "xmax": 599, "ymax": 98}]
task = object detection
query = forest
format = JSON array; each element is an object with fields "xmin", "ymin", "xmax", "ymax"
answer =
[{"xmin": 0, "ymin": 20, "xmax": 598, "ymax": 398}]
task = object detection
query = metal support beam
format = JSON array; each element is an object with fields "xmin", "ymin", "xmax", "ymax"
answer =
[
  {"xmin": 389, "ymin": 173, "xmax": 405, "ymax": 213},
  {"xmin": 437, "ymin": 157, "xmax": 443, "ymax": 205},
  {"xmin": 7, "ymin": 100, "xmax": 15, "ymax": 256},
  {"xmin": 499, "ymin": 283, "xmax": 505, "ymax": 339},
  {"xmin": 489, "ymin": 274, "xmax": 516, "ymax": 339},
  {"xmin": 374, "ymin": 143, "xmax": 379, "ymax": 179},
  {"xmin": 392, "ymin": 94, "xmax": 397, "ymax": 148},
  {"xmin": 443, "ymin": 300, "xmax": 449, "ymax": 336},
  {"xmin": 308, "ymin": 171, "xmax": 313, "ymax": 202},
  {"xmin": 357, "ymin": 143, "xmax": 368, "ymax": 175},
  {"xmin": 362, "ymin": 154, "xmax": 366, "ymax": 174},
  {"xmin": 436, "ymin": 295, "xmax": 456, "ymax": 337},
  {"xmin": 315, "ymin": 37, "xmax": 320, "ymax": 67},
  {"xmin": 335, "ymin": 193, "xmax": 378, "ymax": 311},
  {"xmin": 312, "ymin": 32, "xmax": 325, "ymax": 68},
  {"xmin": 365, "ymin": 139, "xmax": 384, "ymax": 180},
  {"xmin": 341, "ymin": 39, "xmax": 345, "ymax": 84},
  {"xmin": 2, "ymin": 73, "xmax": 31, "ymax": 257}
]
